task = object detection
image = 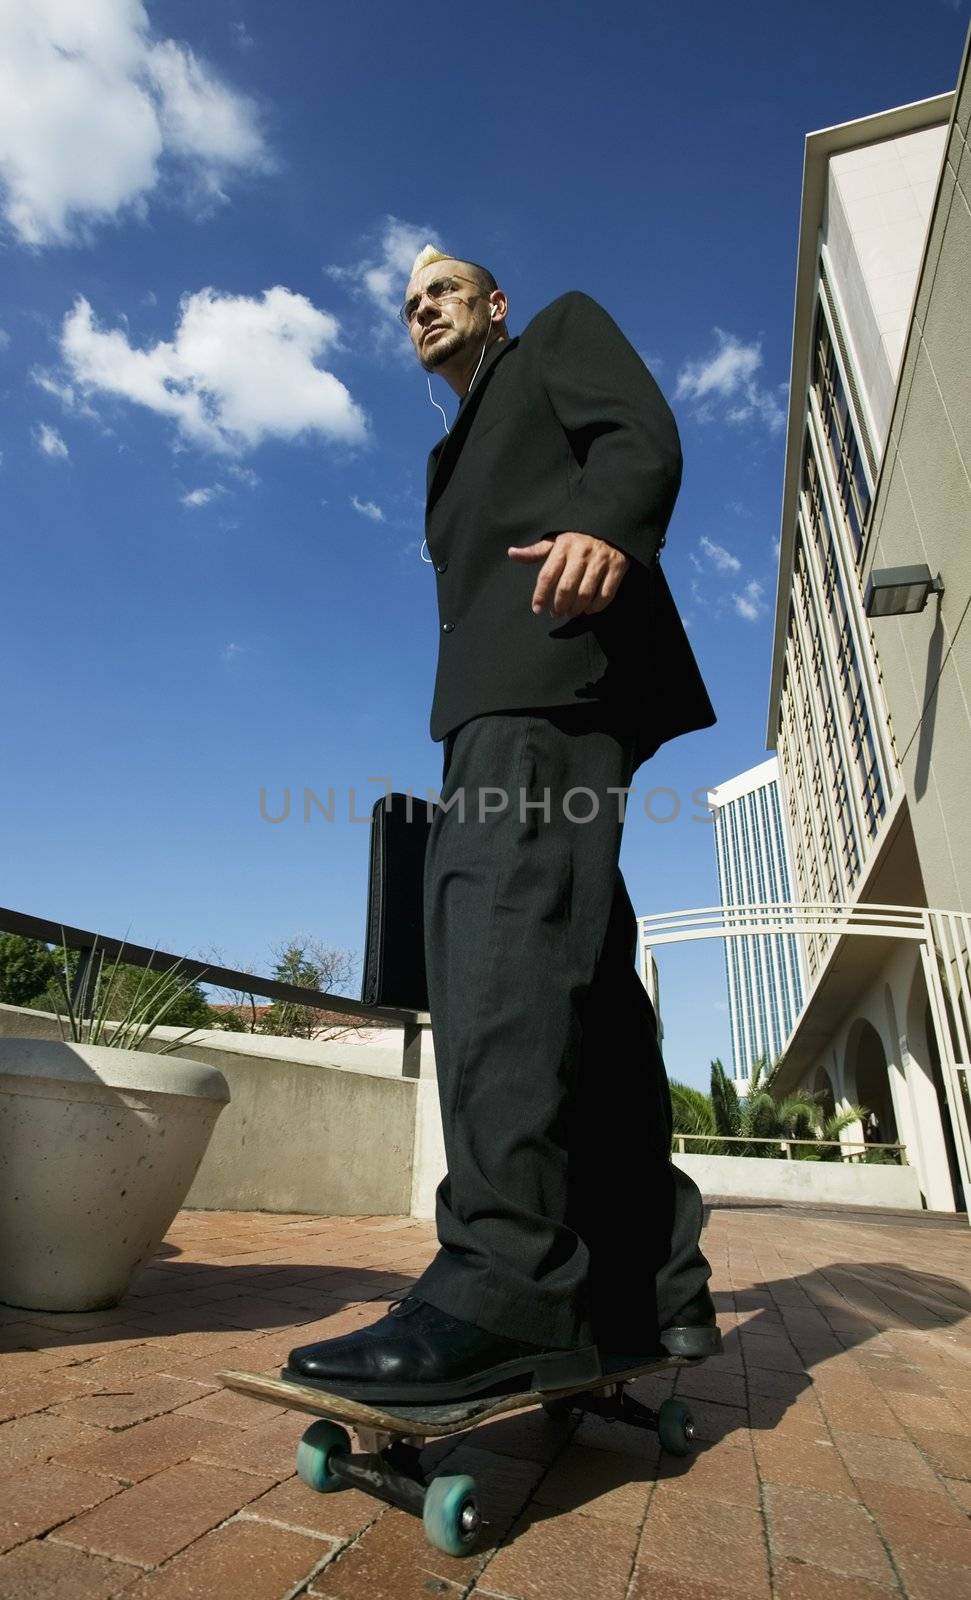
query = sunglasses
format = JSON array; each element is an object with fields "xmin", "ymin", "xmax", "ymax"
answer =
[{"xmin": 400, "ymin": 275, "xmax": 486, "ymax": 327}]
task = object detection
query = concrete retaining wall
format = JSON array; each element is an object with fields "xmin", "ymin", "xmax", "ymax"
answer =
[
  {"xmin": 2, "ymin": 1005, "xmax": 925, "ymax": 1215},
  {"xmin": 0, "ymin": 1006, "xmax": 416, "ymax": 1216},
  {"xmin": 674, "ymin": 1152, "xmax": 924, "ymax": 1209}
]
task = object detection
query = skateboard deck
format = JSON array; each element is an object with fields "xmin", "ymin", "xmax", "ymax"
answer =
[
  {"xmin": 219, "ymin": 1351, "xmax": 692, "ymax": 1436},
  {"xmin": 218, "ymin": 1353, "xmax": 704, "ymax": 1557}
]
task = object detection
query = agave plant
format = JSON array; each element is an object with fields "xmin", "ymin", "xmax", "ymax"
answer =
[{"xmin": 45, "ymin": 930, "xmax": 210, "ymax": 1054}]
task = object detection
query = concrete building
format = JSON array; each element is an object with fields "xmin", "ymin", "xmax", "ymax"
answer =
[
  {"xmin": 707, "ymin": 758, "xmax": 805, "ymax": 1088},
  {"xmin": 638, "ymin": 944, "xmax": 664, "ymax": 1046},
  {"xmin": 765, "ymin": 27, "xmax": 971, "ymax": 1211}
]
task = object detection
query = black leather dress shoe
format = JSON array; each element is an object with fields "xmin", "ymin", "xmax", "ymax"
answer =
[
  {"xmin": 658, "ymin": 1286, "xmax": 722, "ymax": 1358},
  {"xmin": 283, "ymin": 1295, "xmax": 601, "ymax": 1404},
  {"xmin": 598, "ymin": 1287, "xmax": 722, "ymax": 1368}
]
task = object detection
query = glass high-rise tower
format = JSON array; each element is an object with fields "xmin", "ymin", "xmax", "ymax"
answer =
[{"xmin": 707, "ymin": 758, "xmax": 805, "ymax": 1086}]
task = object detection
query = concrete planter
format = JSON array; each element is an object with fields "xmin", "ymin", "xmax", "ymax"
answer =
[{"xmin": 0, "ymin": 1038, "xmax": 230, "ymax": 1311}]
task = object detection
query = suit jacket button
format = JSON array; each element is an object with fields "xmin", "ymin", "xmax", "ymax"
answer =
[
  {"xmin": 436, "ymin": 560, "xmax": 448, "ymax": 573},
  {"xmin": 442, "ymin": 621, "xmax": 455, "ymax": 633}
]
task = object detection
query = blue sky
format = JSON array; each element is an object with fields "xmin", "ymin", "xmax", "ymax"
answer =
[{"xmin": 1, "ymin": 0, "xmax": 968, "ymax": 1090}]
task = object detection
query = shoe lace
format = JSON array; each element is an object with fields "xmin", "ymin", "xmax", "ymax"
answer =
[{"xmin": 388, "ymin": 1293, "xmax": 418, "ymax": 1317}]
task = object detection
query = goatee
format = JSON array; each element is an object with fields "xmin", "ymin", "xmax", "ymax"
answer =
[{"xmin": 420, "ymin": 326, "xmax": 465, "ymax": 371}]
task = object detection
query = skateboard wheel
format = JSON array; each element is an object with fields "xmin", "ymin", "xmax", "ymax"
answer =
[
  {"xmin": 422, "ymin": 1473, "xmax": 481, "ymax": 1556},
  {"xmin": 296, "ymin": 1420, "xmax": 351, "ymax": 1492},
  {"xmin": 657, "ymin": 1397, "xmax": 695, "ymax": 1457}
]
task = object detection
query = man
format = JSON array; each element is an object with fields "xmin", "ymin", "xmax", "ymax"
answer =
[{"xmin": 287, "ymin": 252, "xmax": 719, "ymax": 1403}]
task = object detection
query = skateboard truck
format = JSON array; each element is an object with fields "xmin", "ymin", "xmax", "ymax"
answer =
[
  {"xmin": 542, "ymin": 1381, "xmax": 696, "ymax": 1448},
  {"xmin": 296, "ymin": 1420, "xmax": 484, "ymax": 1555},
  {"xmin": 219, "ymin": 1357, "xmax": 700, "ymax": 1558}
]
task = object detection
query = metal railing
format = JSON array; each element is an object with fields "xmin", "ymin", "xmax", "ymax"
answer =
[
  {"xmin": 639, "ymin": 899, "xmax": 928, "ymax": 945},
  {"xmin": 672, "ymin": 1132, "xmax": 907, "ymax": 1164},
  {"xmin": 0, "ymin": 907, "xmax": 430, "ymax": 1078}
]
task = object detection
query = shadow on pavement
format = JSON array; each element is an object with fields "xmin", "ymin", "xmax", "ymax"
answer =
[{"xmin": 435, "ymin": 1261, "xmax": 971, "ymax": 1534}]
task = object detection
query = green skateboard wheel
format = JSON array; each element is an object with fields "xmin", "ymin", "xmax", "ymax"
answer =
[
  {"xmin": 296, "ymin": 1419, "xmax": 351, "ymax": 1492},
  {"xmin": 657, "ymin": 1397, "xmax": 696, "ymax": 1456},
  {"xmin": 422, "ymin": 1473, "xmax": 481, "ymax": 1556}
]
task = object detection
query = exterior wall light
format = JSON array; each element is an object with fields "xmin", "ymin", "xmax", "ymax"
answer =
[{"xmin": 864, "ymin": 563, "xmax": 945, "ymax": 618}]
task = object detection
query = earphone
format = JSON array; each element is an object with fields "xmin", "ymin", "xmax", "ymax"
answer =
[{"xmin": 421, "ymin": 295, "xmax": 501, "ymax": 549}]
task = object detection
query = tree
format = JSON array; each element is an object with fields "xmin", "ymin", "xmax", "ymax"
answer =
[
  {"xmin": 0, "ymin": 934, "xmax": 57, "ymax": 1006},
  {"xmin": 191, "ymin": 942, "xmax": 272, "ymax": 1033},
  {"xmin": 710, "ymin": 1057, "xmax": 743, "ymax": 1142},
  {"xmin": 669, "ymin": 1080, "xmax": 720, "ymax": 1155},
  {"xmin": 671, "ymin": 1054, "xmax": 871, "ymax": 1161},
  {"xmin": 722, "ymin": 1054, "xmax": 868, "ymax": 1158},
  {"xmin": 788, "ymin": 1105, "xmax": 873, "ymax": 1161},
  {"xmin": 259, "ymin": 936, "xmax": 364, "ymax": 1042}
]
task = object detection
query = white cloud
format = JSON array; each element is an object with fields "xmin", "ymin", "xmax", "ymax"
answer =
[
  {"xmin": 34, "ymin": 422, "xmax": 68, "ymax": 458},
  {"xmin": 32, "ymin": 369, "xmax": 74, "ymax": 406},
  {"xmin": 328, "ymin": 215, "xmax": 442, "ymax": 325},
  {"xmin": 31, "ymin": 366, "xmax": 101, "ymax": 420},
  {"xmin": 0, "ymin": 327, "xmax": 9, "ymax": 350},
  {"xmin": 223, "ymin": 641, "xmax": 243, "ymax": 660},
  {"xmin": 678, "ymin": 332, "xmax": 760, "ymax": 401},
  {"xmin": 0, "ymin": 0, "xmax": 267, "ymax": 247},
  {"xmin": 733, "ymin": 579, "xmax": 767, "ymax": 622},
  {"xmin": 59, "ymin": 286, "xmax": 367, "ymax": 454},
  {"xmin": 351, "ymin": 495, "xmax": 385, "ymax": 522},
  {"xmin": 676, "ymin": 329, "xmax": 786, "ymax": 432},
  {"xmin": 699, "ymin": 535, "xmax": 741, "ymax": 574},
  {"xmin": 147, "ymin": 39, "xmax": 263, "ymax": 182},
  {"xmin": 182, "ymin": 485, "xmax": 221, "ymax": 507},
  {"xmin": 227, "ymin": 463, "xmax": 259, "ymax": 489}
]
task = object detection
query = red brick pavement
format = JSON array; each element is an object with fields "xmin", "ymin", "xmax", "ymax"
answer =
[{"xmin": 0, "ymin": 1205, "xmax": 969, "ymax": 1598}]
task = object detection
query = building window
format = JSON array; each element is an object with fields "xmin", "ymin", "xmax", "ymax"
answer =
[
  {"xmin": 812, "ymin": 303, "xmax": 871, "ymax": 559},
  {"xmin": 802, "ymin": 443, "xmax": 886, "ymax": 845}
]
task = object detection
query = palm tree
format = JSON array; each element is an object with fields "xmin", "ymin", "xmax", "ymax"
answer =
[
  {"xmin": 669, "ymin": 1081, "xmax": 719, "ymax": 1153},
  {"xmin": 671, "ymin": 1056, "xmax": 870, "ymax": 1161},
  {"xmin": 738, "ymin": 1054, "xmax": 869, "ymax": 1158},
  {"xmin": 709, "ymin": 1057, "xmax": 742, "ymax": 1143},
  {"xmin": 711, "ymin": 1055, "xmax": 780, "ymax": 1156},
  {"xmin": 786, "ymin": 1104, "xmax": 872, "ymax": 1161}
]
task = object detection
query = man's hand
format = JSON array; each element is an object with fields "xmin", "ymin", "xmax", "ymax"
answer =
[{"xmin": 507, "ymin": 532, "xmax": 630, "ymax": 619}]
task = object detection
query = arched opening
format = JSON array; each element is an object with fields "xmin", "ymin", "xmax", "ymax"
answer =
[
  {"xmin": 809, "ymin": 1064, "xmax": 836, "ymax": 1122},
  {"xmin": 846, "ymin": 1020, "xmax": 897, "ymax": 1147}
]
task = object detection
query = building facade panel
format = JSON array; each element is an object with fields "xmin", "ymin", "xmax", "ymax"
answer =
[{"xmin": 825, "ymin": 124, "xmax": 947, "ymax": 447}]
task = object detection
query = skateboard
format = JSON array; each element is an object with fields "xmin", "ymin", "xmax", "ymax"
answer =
[{"xmin": 219, "ymin": 1354, "xmax": 703, "ymax": 1557}]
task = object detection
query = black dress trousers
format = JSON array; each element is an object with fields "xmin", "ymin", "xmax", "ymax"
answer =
[{"xmin": 413, "ymin": 700, "xmax": 712, "ymax": 1351}]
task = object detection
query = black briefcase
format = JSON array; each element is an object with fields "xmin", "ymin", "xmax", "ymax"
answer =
[{"xmin": 361, "ymin": 792, "xmax": 437, "ymax": 1011}]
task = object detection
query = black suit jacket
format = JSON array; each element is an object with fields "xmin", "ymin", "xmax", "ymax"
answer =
[{"xmin": 424, "ymin": 290, "xmax": 716, "ymax": 771}]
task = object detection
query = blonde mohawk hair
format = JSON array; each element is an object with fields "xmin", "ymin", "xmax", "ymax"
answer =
[{"xmin": 410, "ymin": 244, "xmax": 451, "ymax": 275}]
